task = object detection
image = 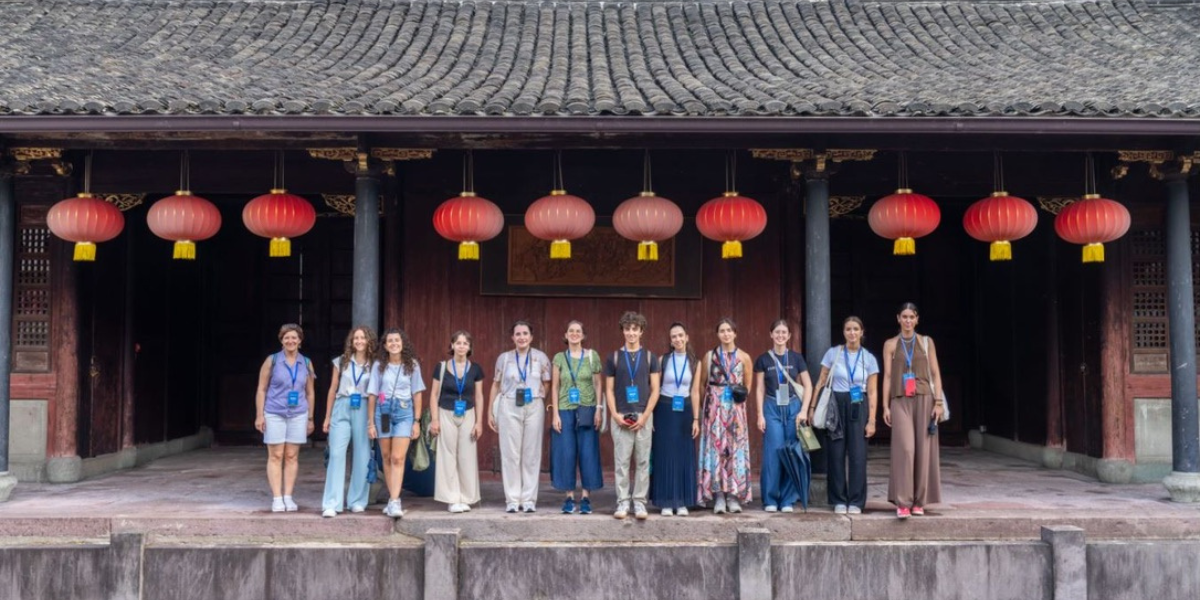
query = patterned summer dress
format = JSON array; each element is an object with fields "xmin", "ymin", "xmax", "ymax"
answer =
[{"xmin": 697, "ymin": 349, "xmax": 752, "ymax": 504}]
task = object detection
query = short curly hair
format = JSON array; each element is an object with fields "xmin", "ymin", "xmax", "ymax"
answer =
[{"xmin": 618, "ymin": 311, "xmax": 647, "ymax": 331}]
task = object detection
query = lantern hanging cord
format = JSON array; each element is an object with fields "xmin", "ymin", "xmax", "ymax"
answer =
[
  {"xmin": 643, "ymin": 149, "xmax": 653, "ymax": 192},
  {"xmin": 1085, "ymin": 153, "xmax": 1097, "ymax": 195},
  {"xmin": 554, "ymin": 150, "xmax": 566, "ymax": 191},
  {"xmin": 83, "ymin": 151, "xmax": 93, "ymax": 193},
  {"xmin": 724, "ymin": 151, "xmax": 738, "ymax": 192},
  {"xmin": 898, "ymin": 151, "xmax": 910, "ymax": 190},
  {"xmin": 462, "ymin": 150, "xmax": 476, "ymax": 194},
  {"xmin": 993, "ymin": 151, "xmax": 1004, "ymax": 192}
]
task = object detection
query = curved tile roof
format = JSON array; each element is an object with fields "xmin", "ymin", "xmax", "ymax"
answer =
[{"xmin": 0, "ymin": 0, "xmax": 1197, "ymax": 118}]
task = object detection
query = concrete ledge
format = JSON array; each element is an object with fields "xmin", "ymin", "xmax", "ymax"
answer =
[
  {"xmin": 46, "ymin": 456, "xmax": 82, "ymax": 483},
  {"xmin": 972, "ymin": 431, "xmax": 1126, "ymax": 481}
]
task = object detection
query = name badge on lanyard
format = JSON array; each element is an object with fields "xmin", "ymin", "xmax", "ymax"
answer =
[
  {"xmin": 672, "ymin": 396, "xmax": 686, "ymax": 412},
  {"xmin": 515, "ymin": 351, "xmax": 533, "ymax": 406},
  {"xmin": 623, "ymin": 348, "xmax": 642, "ymax": 404},
  {"xmin": 450, "ymin": 359, "xmax": 470, "ymax": 414},
  {"xmin": 776, "ymin": 381, "xmax": 791, "ymax": 406},
  {"xmin": 775, "ymin": 353, "xmax": 791, "ymax": 406},
  {"xmin": 349, "ymin": 360, "xmax": 365, "ymax": 409},
  {"xmin": 454, "ymin": 398, "xmax": 467, "ymax": 417},
  {"xmin": 285, "ymin": 355, "xmax": 302, "ymax": 407},
  {"xmin": 721, "ymin": 386, "xmax": 733, "ymax": 408},
  {"xmin": 845, "ymin": 346, "xmax": 864, "ymax": 404},
  {"xmin": 565, "ymin": 350, "xmax": 583, "ymax": 406},
  {"xmin": 901, "ymin": 336, "xmax": 917, "ymax": 397}
]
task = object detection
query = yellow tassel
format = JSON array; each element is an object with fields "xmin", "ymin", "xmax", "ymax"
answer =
[
  {"xmin": 721, "ymin": 240, "xmax": 742, "ymax": 259},
  {"xmin": 173, "ymin": 240, "xmax": 197, "ymax": 260},
  {"xmin": 989, "ymin": 241, "xmax": 1012, "ymax": 262},
  {"xmin": 638, "ymin": 241, "xmax": 658, "ymax": 261},
  {"xmin": 458, "ymin": 241, "xmax": 480, "ymax": 260},
  {"xmin": 1083, "ymin": 243, "xmax": 1104, "ymax": 263},
  {"xmin": 73, "ymin": 242, "xmax": 96, "ymax": 262},
  {"xmin": 270, "ymin": 237, "xmax": 291, "ymax": 258},
  {"xmin": 893, "ymin": 238, "xmax": 916, "ymax": 255},
  {"xmin": 550, "ymin": 240, "xmax": 571, "ymax": 259}
]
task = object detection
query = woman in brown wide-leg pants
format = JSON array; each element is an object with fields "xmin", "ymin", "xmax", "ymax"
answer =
[{"xmin": 882, "ymin": 302, "xmax": 944, "ymax": 519}]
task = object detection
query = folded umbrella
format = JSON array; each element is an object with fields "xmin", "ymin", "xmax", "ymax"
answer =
[{"xmin": 778, "ymin": 440, "xmax": 812, "ymax": 511}]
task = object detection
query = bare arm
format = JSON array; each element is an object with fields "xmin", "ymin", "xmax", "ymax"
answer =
[
  {"xmin": 605, "ymin": 366, "xmax": 620, "ymax": 428},
  {"xmin": 254, "ymin": 358, "xmax": 272, "ymax": 433},
  {"xmin": 755, "ymin": 370, "xmax": 767, "ymax": 432},
  {"xmin": 866, "ymin": 373, "xmax": 879, "ymax": 438},
  {"xmin": 323, "ymin": 365, "xmax": 340, "ymax": 430},
  {"xmin": 550, "ymin": 361, "xmax": 563, "ymax": 432},
  {"xmin": 927, "ymin": 337, "xmax": 945, "ymax": 420},
  {"xmin": 690, "ymin": 360, "xmax": 703, "ymax": 438}
]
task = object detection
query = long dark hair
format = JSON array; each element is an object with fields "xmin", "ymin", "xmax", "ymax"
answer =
[
  {"xmin": 377, "ymin": 328, "xmax": 418, "ymax": 375},
  {"xmin": 897, "ymin": 302, "xmax": 919, "ymax": 316},
  {"xmin": 447, "ymin": 330, "xmax": 474, "ymax": 358},
  {"xmin": 665, "ymin": 321, "xmax": 697, "ymax": 365},
  {"xmin": 338, "ymin": 325, "xmax": 378, "ymax": 372}
]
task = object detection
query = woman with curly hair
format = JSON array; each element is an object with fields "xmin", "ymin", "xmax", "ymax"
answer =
[
  {"xmin": 367, "ymin": 328, "xmax": 425, "ymax": 518},
  {"xmin": 321, "ymin": 325, "xmax": 378, "ymax": 517}
]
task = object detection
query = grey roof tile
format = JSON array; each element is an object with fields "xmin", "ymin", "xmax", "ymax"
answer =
[{"xmin": 0, "ymin": 0, "xmax": 1197, "ymax": 118}]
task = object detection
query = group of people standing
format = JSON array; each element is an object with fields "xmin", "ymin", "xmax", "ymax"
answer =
[{"xmin": 252, "ymin": 303, "xmax": 944, "ymax": 520}]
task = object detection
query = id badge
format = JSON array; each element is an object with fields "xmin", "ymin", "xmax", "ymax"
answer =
[
  {"xmin": 454, "ymin": 399, "xmax": 467, "ymax": 417},
  {"xmin": 515, "ymin": 386, "xmax": 527, "ymax": 406},
  {"xmin": 568, "ymin": 387, "xmax": 581, "ymax": 405},
  {"xmin": 776, "ymin": 383, "xmax": 791, "ymax": 406},
  {"xmin": 721, "ymin": 386, "xmax": 732, "ymax": 407},
  {"xmin": 350, "ymin": 393, "xmax": 362, "ymax": 409},
  {"xmin": 287, "ymin": 390, "xmax": 300, "ymax": 407},
  {"xmin": 903, "ymin": 373, "xmax": 917, "ymax": 397},
  {"xmin": 523, "ymin": 387, "xmax": 533, "ymax": 404},
  {"xmin": 625, "ymin": 385, "xmax": 639, "ymax": 404},
  {"xmin": 672, "ymin": 396, "xmax": 686, "ymax": 412},
  {"xmin": 850, "ymin": 385, "xmax": 864, "ymax": 403}
]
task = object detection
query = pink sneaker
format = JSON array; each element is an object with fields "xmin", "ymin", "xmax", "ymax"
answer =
[
  {"xmin": 911, "ymin": 506, "xmax": 925, "ymax": 516},
  {"xmin": 896, "ymin": 506, "xmax": 911, "ymax": 519}
]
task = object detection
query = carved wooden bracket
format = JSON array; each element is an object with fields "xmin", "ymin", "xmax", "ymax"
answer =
[{"xmin": 5, "ymin": 147, "xmax": 71, "ymax": 176}]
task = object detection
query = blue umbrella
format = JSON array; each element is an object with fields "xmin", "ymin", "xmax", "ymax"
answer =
[{"xmin": 779, "ymin": 440, "xmax": 812, "ymax": 511}]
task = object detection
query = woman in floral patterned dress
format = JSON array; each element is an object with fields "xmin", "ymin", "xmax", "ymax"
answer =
[{"xmin": 696, "ymin": 318, "xmax": 754, "ymax": 514}]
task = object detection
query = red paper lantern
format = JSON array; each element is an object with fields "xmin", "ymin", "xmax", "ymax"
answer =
[
  {"xmin": 242, "ymin": 189, "xmax": 316, "ymax": 258},
  {"xmin": 868, "ymin": 189, "xmax": 941, "ymax": 255},
  {"xmin": 46, "ymin": 193, "xmax": 125, "ymax": 261},
  {"xmin": 613, "ymin": 192, "xmax": 684, "ymax": 261},
  {"xmin": 1054, "ymin": 194, "xmax": 1130, "ymax": 263},
  {"xmin": 695, "ymin": 192, "xmax": 767, "ymax": 259},
  {"xmin": 963, "ymin": 192, "xmax": 1038, "ymax": 261},
  {"xmin": 147, "ymin": 191, "xmax": 222, "ymax": 260},
  {"xmin": 433, "ymin": 192, "xmax": 504, "ymax": 260},
  {"xmin": 524, "ymin": 190, "xmax": 595, "ymax": 259}
]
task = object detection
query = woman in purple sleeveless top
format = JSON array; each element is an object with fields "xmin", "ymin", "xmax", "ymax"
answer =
[{"xmin": 255, "ymin": 323, "xmax": 316, "ymax": 513}]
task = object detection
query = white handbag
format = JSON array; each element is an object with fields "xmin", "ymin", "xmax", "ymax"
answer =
[
  {"xmin": 920, "ymin": 335, "xmax": 950, "ymax": 423},
  {"xmin": 812, "ymin": 386, "xmax": 833, "ymax": 429}
]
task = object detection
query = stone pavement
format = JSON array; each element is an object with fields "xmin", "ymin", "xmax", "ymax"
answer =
[{"xmin": 1, "ymin": 446, "xmax": 1198, "ymax": 544}]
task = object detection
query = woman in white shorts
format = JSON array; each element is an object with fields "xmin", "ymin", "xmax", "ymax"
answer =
[{"xmin": 254, "ymin": 323, "xmax": 316, "ymax": 513}]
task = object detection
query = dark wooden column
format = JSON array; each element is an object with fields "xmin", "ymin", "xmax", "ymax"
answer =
[
  {"xmin": 0, "ymin": 167, "xmax": 16, "ymax": 499},
  {"xmin": 1162, "ymin": 165, "xmax": 1200, "ymax": 502},
  {"xmin": 803, "ymin": 169, "xmax": 831, "ymax": 383},
  {"xmin": 382, "ymin": 164, "xmax": 403, "ymax": 329},
  {"xmin": 352, "ymin": 153, "xmax": 384, "ymax": 331}
]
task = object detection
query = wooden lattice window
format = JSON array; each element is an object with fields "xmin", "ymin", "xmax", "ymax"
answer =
[
  {"xmin": 1130, "ymin": 228, "xmax": 1200, "ymax": 373},
  {"xmin": 12, "ymin": 207, "xmax": 51, "ymax": 372}
]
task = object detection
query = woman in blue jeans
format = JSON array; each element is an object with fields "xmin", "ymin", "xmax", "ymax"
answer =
[
  {"xmin": 549, "ymin": 320, "xmax": 604, "ymax": 514},
  {"xmin": 802, "ymin": 316, "xmax": 879, "ymax": 514},
  {"xmin": 753, "ymin": 319, "xmax": 814, "ymax": 512},
  {"xmin": 321, "ymin": 325, "xmax": 378, "ymax": 517},
  {"xmin": 366, "ymin": 328, "xmax": 424, "ymax": 518}
]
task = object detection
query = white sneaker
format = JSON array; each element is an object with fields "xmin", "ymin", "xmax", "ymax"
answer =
[
  {"xmin": 764, "ymin": 505, "xmax": 778, "ymax": 513},
  {"xmin": 522, "ymin": 502, "xmax": 537, "ymax": 513},
  {"xmin": 349, "ymin": 505, "xmax": 366, "ymax": 513},
  {"xmin": 634, "ymin": 502, "xmax": 648, "ymax": 520},
  {"xmin": 661, "ymin": 508, "xmax": 674, "ymax": 516},
  {"xmin": 713, "ymin": 495, "xmax": 727, "ymax": 515},
  {"xmin": 781, "ymin": 506, "xmax": 795, "ymax": 513},
  {"xmin": 614, "ymin": 500, "xmax": 630, "ymax": 519},
  {"xmin": 271, "ymin": 497, "xmax": 286, "ymax": 513},
  {"xmin": 449, "ymin": 503, "xmax": 465, "ymax": 513},
  {"xmin": 834, "ymin": 504, "xmax": 848, "ymax": 514},
  {"xmin": 848, "ymin": 505, "xmax": 862, "ymax": 515},
  {"xmin": 282, "ymin": 496, "xmax": 298, "ymax": 512},
  {"xmin": 385, "ymin": 500, "xmax": 404, "ymax": 518},
  {"xmin": 727, "ymin": 498, "xmax": 742, "ymax": 513},
  {"xmin": 461, "ymin": 503, "xmax": 472, "ymax": 512},
  {"xmin": 322, "ymin": 509, "xmax": 337, "ymax": 518},
  {"xmin": 676, "ymin": 507, "xmax": 689, "ymax": 516},
  {"xmin": 505, "ymin": 502, "xmax": 519, "ymax": 513}
]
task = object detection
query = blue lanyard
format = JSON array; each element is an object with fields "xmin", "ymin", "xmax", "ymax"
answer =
[
  {"xmin": 284, "ymin": 354, "xmax": 301, "ymax": 390},
  {"xmin": 623, "ymin": 348, "xmax": 641, "ymax": 379},
  {"xmin": 775, "ymin": 351, "xmax": 789, "ymax": 384},
  {"xmin": 450, "ymin": 359, "xmax": 468, "ymax": 397},
  {"xmin": 515, "ymin": 351, "xmax": 530, "ymax": 384},
  {"xmin": 719, "ymin": 348, "xmax": 737, "ymax": 381},
  {"xmin": 350, "ymin": 359, "xmax": 366, "ymax": 390},
  {"xmin": 900, "ymin": 336, "xmax": 916, "ymax": 372},
  {"xmin": 843, "ymin": 346, "xmax": 862, "ymax": 386},
  {"xmin": 565, "ymin": 349, "xmax": 583, "ymax": 387},
  {"xmin": 671, "ymin": 352, "xmax": 686, "ymax": 388}
]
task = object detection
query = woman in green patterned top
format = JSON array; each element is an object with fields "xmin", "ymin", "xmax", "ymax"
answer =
[{"xmin": 549, "ymin": 320, "xmax": 604, "ymax": 514}]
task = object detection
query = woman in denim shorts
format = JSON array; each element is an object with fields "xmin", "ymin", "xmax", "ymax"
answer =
[
  {"xmin": 367, "ymin": 328, "xmax": 425, "ymax": 518},
  {"xmin": 254, "ymin": 323, "xmax": 316, "ymax": 513}
]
